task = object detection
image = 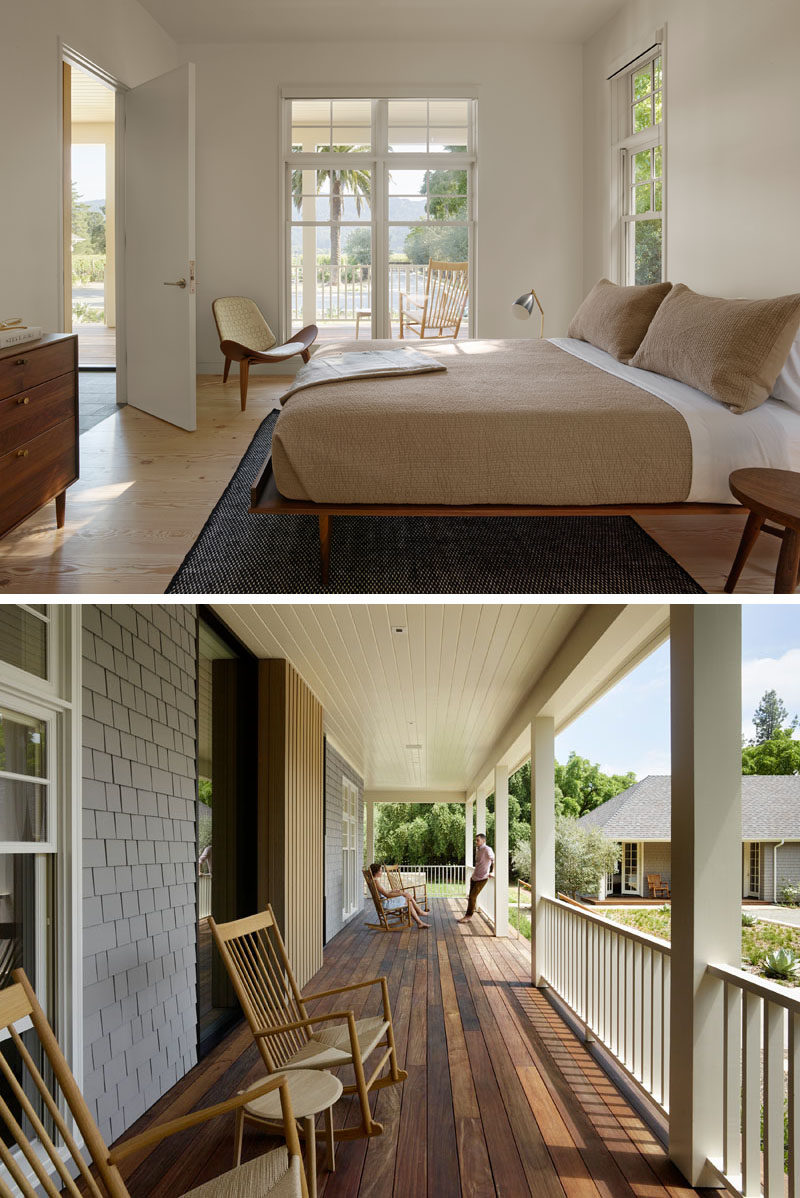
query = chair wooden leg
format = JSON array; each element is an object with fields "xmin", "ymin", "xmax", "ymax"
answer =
[
  {"xmin": 233, "ymin": 1107, "xmax": 245, "ymax": 1166},
  {"xmin": 223, "ymin": 357, "xmax": 231, "ymax": 383},
  {"xmin": 301, "ymin": 348, "xmax": 311, "ymax": 363},
  {"xmin": 724, "ymin": 510, "xmax": 764, "ymax": 593},
  {"xmin": 325, "ymin": 1105, "xmax": 335, "ymax": 1172},
  {"xmin": 775, "ymin": 528, "xmax": 800, "ymax": 593},
  {"xmin": 239, "ymin": 359, "xmax": 250, "ymax": 411},
  {"xmin": 319, "ymin": 514, "xmax": 331, "ymax": 585}
]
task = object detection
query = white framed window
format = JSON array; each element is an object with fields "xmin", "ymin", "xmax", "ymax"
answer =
[
  {"xmin": 0, "ymin": 604, "xmax": 81, "ymax": 1187},
  {"xmin": 623, "ymin": 842, "xmax": 641, "ymax": 894},
  {"xmin": 612, "ymin": 44, "xmax": 664, "ymax": 285},
  {"xmin": 283, "ymin": 94, "xmax": 476, "ymax": 341},
  {"xmin": 341, "ymin": 777, "xmax": 359, "ymax": 920}
]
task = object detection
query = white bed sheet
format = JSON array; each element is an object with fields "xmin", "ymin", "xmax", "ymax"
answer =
[{"xmin": 551, "ymin": 336, "xmax": 800, "ymax": 504}]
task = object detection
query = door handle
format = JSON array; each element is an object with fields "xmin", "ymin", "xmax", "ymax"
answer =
[{"xmin": 163, "ymin": 279, "xmax": 187, "ymax": 288}]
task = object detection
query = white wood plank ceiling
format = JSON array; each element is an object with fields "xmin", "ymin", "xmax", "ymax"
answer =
[{"xmin": 213, "ymin": 604, "xmax": 586, "ymax": 791}]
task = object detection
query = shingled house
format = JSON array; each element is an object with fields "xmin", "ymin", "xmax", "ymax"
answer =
[{"xmin": 578, "ymin": 775, "xmax": 800, "ymax": 902}]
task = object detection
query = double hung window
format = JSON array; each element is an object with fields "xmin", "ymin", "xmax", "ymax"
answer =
[{"xmin": 615, "ymin": 50, "xmax": 664, "ymax": 284}]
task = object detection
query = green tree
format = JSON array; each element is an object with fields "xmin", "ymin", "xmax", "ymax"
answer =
[
  {"xmin": 71, "ymin": 183, "xmax": 91, "ymax": 249},
  {"xmin": 554, "ymin": 815, "xmax": 619, "ymax": 898},
  {"xmin": 751, "ymin": 689, "xmax": 797, "ymax": 744},
  {"xmin": 374, "ymin": 802, "xmax": 466, "ymax": 865},
  {"xmin": 742, "ymin": 729, "xmax": 800, "ymax": 775},
  {"xmin": 342, "ymin": 226, "xmax": 371, "ymax": 264},
  {"xmin": 403, "ymin": 224, "xmax": 468, "ymax": 265},
  {"xmin": 554, "ymin": 752, "xmax": 635, "ymax": 818},
  {"xmin": 291, "ymin": 150, "xmax": 371, "ymax": 266}
]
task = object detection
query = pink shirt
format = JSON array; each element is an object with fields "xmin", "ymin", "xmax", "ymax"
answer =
[{"xmin": 472, "ymin": 843, "xmax": 495, "ymax": 882}]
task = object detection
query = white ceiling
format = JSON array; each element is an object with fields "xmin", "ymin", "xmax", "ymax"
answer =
[
  {"xmin": 214, "ymin": 603, "xmax": 588, "ymax": 791},
  {"xmin": 138, "ymin": 0, "xmax": 624, "ymax": 45}
]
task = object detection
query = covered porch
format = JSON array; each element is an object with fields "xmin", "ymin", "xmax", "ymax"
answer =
[{"xmin": 107, "ymin": 898, "xmax": 711, "ymax": 1197}]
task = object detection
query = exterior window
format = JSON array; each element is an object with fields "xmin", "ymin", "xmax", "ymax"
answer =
[
  {"xmin": 0, "ymin": 605, "xmax": 49, "ymax": 681},
  {"xmin": 617, "ymin": 52, "xmax": 664, "ymax": 284},
  {"xmin": 623, "ymin": 842, "xmax": 639, "ymax": 893},
  {"xmin": 285, "ymin": 96, "xmax": 475, "ymax": 340},
  {"xmin": 341, "ymin": 777, "xmax": 359, "ymax": 919}
]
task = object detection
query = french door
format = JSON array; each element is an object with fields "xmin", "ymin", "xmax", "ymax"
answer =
[
  {"xmin": 623, "ymin": 842, "xmax": 640, "ymax": 895},
  {"xmin": 284, "ymin": 96, "xmax": 476, "ymax": 342}
]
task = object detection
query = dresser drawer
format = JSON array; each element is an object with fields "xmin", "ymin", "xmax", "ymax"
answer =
[
  {"xmin": 0, "ymin": 419, "xmax": 77, "ymax": 536},
  {"xmin": 0, "ymin": 373, "xmax": 76, "ymax": 455},
  {"xmin": 0, "ymin": 339, "xmax": 76, "ymax": 402}
]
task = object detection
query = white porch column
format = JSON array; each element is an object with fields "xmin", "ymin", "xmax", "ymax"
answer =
[
  {"xmin": 475, "ymin": 788, "xmax": 487, "ymax": 839},
  {"xmin": 669, "ymin": 604, "xmax": 742, "ymax": 1186},
  {"xmin": 494, "ymin": 762, "xmax": 509, "ymax": 937},
  {"xmin": 464, "ymin": 795, "xmax": 474, "ymax": 868},
  {"xmin": 365, "ymin": 798, "xmax": 375, "ymax": 866},
  {"xmin": 531, "ymin": 716, "xmax": 555, "ymax": 987}
]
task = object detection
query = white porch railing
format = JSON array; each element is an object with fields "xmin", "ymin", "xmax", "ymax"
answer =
[
  {"xmin": 706, "ymin": 962, "xmax": 800, "ymax": 1197},
  {"xmin": 198, "ymin": 872, "xmax": 212, "ymax": 921},
  {"xmin": 540, "ymin": 897, "xmax": 671, "ymax": 1111},
  {"xmin": 290, "ymin": 262, "xmax": 432, "ymax": 322},
  {"xmin": 391, "ymin": 863, "xmax": 467, "ymax": 897}
]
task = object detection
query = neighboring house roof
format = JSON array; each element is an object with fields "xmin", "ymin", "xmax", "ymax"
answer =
[{"xmin": 577, "ymin": 775, "xmax": 800, "ymax": 840}]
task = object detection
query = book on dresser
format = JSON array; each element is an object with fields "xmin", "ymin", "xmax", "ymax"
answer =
[{"xmin": 0, "ymin": 333, "xmax": 79, "ymax": 538}]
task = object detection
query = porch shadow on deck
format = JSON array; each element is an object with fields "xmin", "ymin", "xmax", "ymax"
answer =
[{"xmin": 109, "ymin": 899, "xmax": 715, "ymax": 1197}]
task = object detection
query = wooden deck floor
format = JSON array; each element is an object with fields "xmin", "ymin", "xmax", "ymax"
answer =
[{"xmin": 108, "ymin": 898, "xmax": 713, "ymax": 1198}]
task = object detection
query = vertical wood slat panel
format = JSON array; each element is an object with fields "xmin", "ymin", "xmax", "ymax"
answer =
[{"xmin": 259, "ymin": 660, "xmax": 324, "ymax": 989}]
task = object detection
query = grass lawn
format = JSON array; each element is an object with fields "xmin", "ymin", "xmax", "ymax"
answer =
[{"xmin": 603, "ymin": 907, "xmax": 800, "ymax": 983}]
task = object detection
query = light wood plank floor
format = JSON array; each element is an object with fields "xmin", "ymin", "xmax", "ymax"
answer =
[{"xmin": 0, "ymin": 374, "xmax": 792, "ymax": 595}]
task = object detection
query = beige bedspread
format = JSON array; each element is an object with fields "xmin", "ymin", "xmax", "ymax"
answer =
[{"xmin": 271, "ymin": 338, "xmax": 692, "ymax": 505}]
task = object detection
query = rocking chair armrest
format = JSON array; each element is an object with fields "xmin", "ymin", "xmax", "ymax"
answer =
[
  {"xmin": 399, "ymin": 292, "xmax": 425, "ymax": 310},
  {"xmin": 108, "ymin": 1074, "xmax": 291, "ymax": 1163},
  {"xmin": 252, "ymin": 1009, "xmax": 355, "ymax": 1038},
  {"xmin": 303, "ymin": 975, "xmax": 387, "ymax": 1003}
]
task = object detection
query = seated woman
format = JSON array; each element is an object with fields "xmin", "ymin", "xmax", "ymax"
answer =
[{"xmin": 368, "ymin": 863, "xmax": 430, "ymax": 929}]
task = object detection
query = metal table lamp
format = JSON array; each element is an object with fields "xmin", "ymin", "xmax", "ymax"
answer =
[{"xmin": 512, "ymin": 286, "xmax": 544, "ymax": 338}]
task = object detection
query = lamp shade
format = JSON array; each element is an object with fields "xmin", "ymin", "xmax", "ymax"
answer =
[{"xmin": 512, "ymin": 291, "xmax": 536, "ymax": 319}]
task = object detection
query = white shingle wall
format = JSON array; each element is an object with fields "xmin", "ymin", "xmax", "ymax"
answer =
[
  {"xmin": 324, "ymin": 742, "xmax": 364, "ymax": 943},
  {"xmin": 642, "ymin": 842, "xmax": 672, "ymax": 892},
  {"xmin": 81, "ymin": 604, "xmax": 198, "ymax": 1143}
]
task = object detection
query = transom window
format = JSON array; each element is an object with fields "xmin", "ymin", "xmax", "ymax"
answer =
[
  {"xmin": 284, "ymin": 96, "xmax": 476, "ymax": 342},
  {"xmin": 615, "ymin": 50, "xmax": 664, "ymax": 285}
]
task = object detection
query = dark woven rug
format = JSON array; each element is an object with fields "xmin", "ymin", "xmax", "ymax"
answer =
[{"xmin": 166, "ymin": 411, "xmax": 705, "ymax": 595}]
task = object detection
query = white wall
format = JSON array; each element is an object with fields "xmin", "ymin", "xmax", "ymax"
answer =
[
  {"xmin": 0, "ymin": 0, "xmax": 177, "ymax": 331},
  {"xmin": 583, "ymin": 0, "xmax": 800, "ymax": 299},
  {"xmin": 183, "ymin": 40, "xmax": 584, "ymax": 372}
]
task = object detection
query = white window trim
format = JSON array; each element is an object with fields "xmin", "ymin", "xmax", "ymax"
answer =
[
  {"xmin": 609, "ymin": 32, "xmax": 666, "ymax": 285},
  {"xmin": 280, "ymin": 92, "xmax": 477, "ymax": 341},
  {"xmin": 341, "ymin": 776, "xmax": 359, "ymax": 921},
  {"xmin": 0, "ymin": 604, "xmax": 83, "ymax": 1184}
]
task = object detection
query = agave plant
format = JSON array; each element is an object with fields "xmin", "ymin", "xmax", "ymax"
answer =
[
  {"xmin": 762, "ymin": 947, "xmax": 800, "ymax": 981},
  {"xmin": 741, "ymin": 912, "xmax": 757, "ymax": 927}
]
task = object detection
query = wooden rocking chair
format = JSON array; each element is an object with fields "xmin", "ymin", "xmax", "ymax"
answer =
[
  {"xmin": 0, "ymin": 968, "xmax": 308, "ymax": 1198},
  {"xmin": 384, "ymin": 865, "xmax": 428, "ymax": 911},
  {"xmin": 363, "ymin": 868, "xmax": 412, "ymax": 932},
  {"xmin": 647, "ymin": 874, "xmax": 671, "ymax": 899},
  {"xmin": 398, "ymin": 260, "xmax": 469, "ymax": 339},
  {"xmin": 209, "ymin": 906, "xmax": 407, "ymax": 1142}
]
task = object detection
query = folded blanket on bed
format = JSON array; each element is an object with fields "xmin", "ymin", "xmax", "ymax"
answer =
[{"xmin": 280, "ymin": 348, "xmax": 446, "ymax": 405}]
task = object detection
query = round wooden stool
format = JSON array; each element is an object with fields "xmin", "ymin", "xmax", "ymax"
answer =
[
  {"xmin": 235, "ymin": 1068, "xmax": 343, "ymax": 1198},
  {"xmin": 725, "ymin": 468, "xmax": 800, "ymax": 594}
]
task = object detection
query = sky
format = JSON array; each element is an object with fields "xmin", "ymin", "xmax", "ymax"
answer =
[
  {"xmin": 72, "ymin": 145, "xmax": 106, "ymax": 205},
  {"xmin": 554, "ymin": 604, "xmax": 800, "ymax": 780}
]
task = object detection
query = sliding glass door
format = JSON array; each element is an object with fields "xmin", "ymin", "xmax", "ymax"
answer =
[{"xmin": 285, "ymin": 96, "xmax": 476, "ymax": 342}]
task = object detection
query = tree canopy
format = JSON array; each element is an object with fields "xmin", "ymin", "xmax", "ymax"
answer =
[
  {"xmin": 742, "ymin": 729, "xmax": 800, "ymax": 775},
  {"xmin": 553, "ymin": 815, "xmax": 619, "ymax": 898},
  {"xmin": 554, "ymin": 752, "xmax": 635, "ymax": 818},
  {"xmin": 751, "ymin": 689, "xmax": 797, "ymax": 744}
]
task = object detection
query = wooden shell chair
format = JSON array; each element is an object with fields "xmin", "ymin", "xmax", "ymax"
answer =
[
  {"xmin": 398, "ymin": 260, "xmax": 469, "ymax": 339},
  {"xmin": 0, "ymin": 968, "xmax": 308, "ymax": 1198},
  {"xmin": 212, "ymin": 297, "xmax": 318, "ymax": 411},
  {"xmin": 363, "ymin": 868, "xmax": 411, "ymax": 931},
  {"xmin": 384, "ymin": 865, "xmax": 428, "ymax": 911},
  {"xmin": 209, "ymin": 906, "xmax": 407, "ymax": 1142}
]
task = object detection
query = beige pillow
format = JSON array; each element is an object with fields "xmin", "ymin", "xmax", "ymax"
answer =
[
  {"xmin": 568, "ymin": 278, "xmax": 672, "ymax": 363},
  {"xmin": 629, "ymin": 283, "xmax": 800, "ymax": 413}
]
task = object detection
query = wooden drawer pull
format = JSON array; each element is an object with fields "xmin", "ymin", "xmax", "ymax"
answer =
[
  {"xmin": 16, "ymin": 396, "xmax": 30, "ymax": 405},
  {"xmin": 16, "ymin": 448, "xmax": 29, "ymax": 458},
  {"xmin": 14, "ymin": 358, "xmax": 29, "ymax": 366}
]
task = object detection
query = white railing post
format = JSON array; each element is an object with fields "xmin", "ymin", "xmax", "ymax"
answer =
[
  {"xmin": 465, "ymin": 795, "xmax": 474, "ymax": 873},
  {"xmin": 365, "ymin": 797, "xmax": 375, "ymax": 866},
  {"xmin": 494, "ymin": 762, "xmax": 509, "ymax": 937},
  {"xmin": 532, "ymin": 716, "xmax": 555, "ymax": 987},
  {"xmin": 669, "ymin": 604, "xmax": 742, "ymax": 1187}
]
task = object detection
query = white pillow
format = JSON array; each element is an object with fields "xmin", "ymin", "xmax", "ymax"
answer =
[{"xmin": 772, "ymin": 328, "xmax": 800, "ymax": 412}]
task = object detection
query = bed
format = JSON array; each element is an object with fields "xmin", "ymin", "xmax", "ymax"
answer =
[{"xmin": 250, "ymin": 336, "xmax": 800, "ymax": 583}]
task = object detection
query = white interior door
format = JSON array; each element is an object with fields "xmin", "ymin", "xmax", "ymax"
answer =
[{"xmin": 124, "ymin": 63, "xmax": 196, "ymax": 430}]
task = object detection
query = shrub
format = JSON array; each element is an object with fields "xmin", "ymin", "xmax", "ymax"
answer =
[
  {"xmin": 780, "ymin": 880, "xmax": 800, "ymax": 906},
  {"xmin": 71, "ymin": 254, "xmax": 106, "ymax": 283},
  {"xmin": 72, "ymin": 300, "xmax": 104, "ymax": 324},
  {"xmin": 511, "ymin": 840, "xmax": 531, "ymax": 882},
  {"xmin": 741, "ymin": 912, "xmax": 757, "ymax": 927},
  {"xmin": 762, "ymin": 948, "xmax": 800, "ymax": 981},
  {"xmin": 554, "ymin": 815, "xmax": 619, "ymax": 898}
]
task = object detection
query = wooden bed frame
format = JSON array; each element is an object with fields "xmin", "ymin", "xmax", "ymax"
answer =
[{"xmin": 250, "ymin": 456, "xmax": 734, "ymax": 586}]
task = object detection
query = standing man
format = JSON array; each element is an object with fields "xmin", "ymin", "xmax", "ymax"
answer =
[{"xmin": 459, "ymin": 832, "xmax": 494, "ymax": 923}]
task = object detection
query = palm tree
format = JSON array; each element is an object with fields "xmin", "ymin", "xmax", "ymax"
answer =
[{"xmin": 291, "ymin": 147, "xmax": 371, "ymax": 267}]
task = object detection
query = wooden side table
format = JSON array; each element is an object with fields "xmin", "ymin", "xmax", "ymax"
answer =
[
  {"xmin": 725, "ymin": 468, "xmax": 800, "ymax": 594},
  {"xmin": 234, "ymin": 1068, "xmax": 343, "ymax": 1198}
]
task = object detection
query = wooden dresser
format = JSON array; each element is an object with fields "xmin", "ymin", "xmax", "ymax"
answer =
[{"xmin": 0, "ymin": 333, "xmax": 79, "ymax": 538}]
